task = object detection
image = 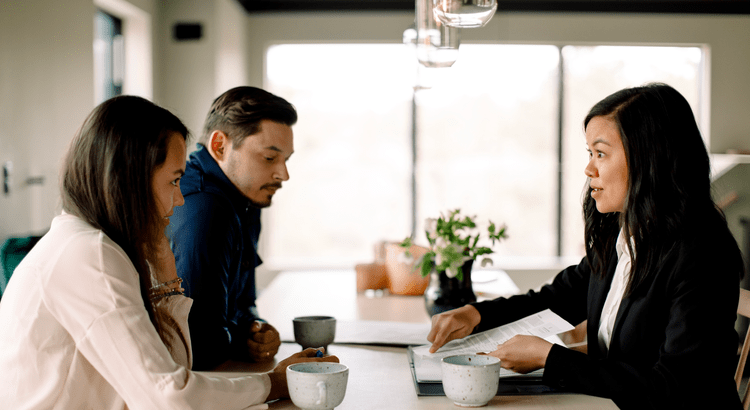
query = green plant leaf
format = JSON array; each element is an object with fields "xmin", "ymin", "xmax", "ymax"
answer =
[{"xmin": 420, "ymin": 257, "xmax": 432, "ymax": 277}]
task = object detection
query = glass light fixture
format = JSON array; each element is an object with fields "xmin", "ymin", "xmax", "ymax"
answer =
[
  {"xmin": 433, "ymin": 0, "xmax": 497, "ymax": 28},
  {"xmin": 416, "ymin": 0, "xmax": 460, "ymax": 68}
]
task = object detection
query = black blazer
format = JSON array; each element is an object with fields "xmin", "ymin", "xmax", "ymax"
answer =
[{"xmin": 472, "ymin": 218, "xmax": 742, "ymax": 409}]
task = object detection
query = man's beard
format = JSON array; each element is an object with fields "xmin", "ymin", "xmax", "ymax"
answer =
[{"xmin": 247, "ymin": 182, "xmax": 282, "ymax": 208}]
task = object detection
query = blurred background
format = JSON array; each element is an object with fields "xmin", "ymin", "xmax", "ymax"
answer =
[{"xmin": 1, "ymin": 0, "xmax": 749, "ymax": 293}]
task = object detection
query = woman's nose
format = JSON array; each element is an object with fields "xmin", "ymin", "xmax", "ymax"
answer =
[
  {"xmin": 584, "ymin": 160, "xmax": 596, "ymax": 178},
  {"xmin": 174, "ymin": 187, "xmax": 185, "ymax": 207}
]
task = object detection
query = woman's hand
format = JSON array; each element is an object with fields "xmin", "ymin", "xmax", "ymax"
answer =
[
  {"xmin": 485, "ymin": 335, "xmax": 553, "ymax": 374},
  {"xmin": 427, "ymin": 304, "xmax": 482, "ymax": 353},
  {"xmin": 266, "ymin": 348, "xmax": 339, "ymax": 402}
]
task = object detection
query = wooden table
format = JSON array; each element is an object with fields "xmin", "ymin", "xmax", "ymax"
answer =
[{"xmin": 212, "ymin": 269, "xmax": 617, "ymax": 409}]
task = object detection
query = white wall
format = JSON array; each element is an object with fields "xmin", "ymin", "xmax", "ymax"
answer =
[
  {"xmin": 156, "ymin": 0, "xmax": 248, "ymax": 143},
  {"xmin": 0, "ymin": 0, "xmax": 95, "ymax": 240}
]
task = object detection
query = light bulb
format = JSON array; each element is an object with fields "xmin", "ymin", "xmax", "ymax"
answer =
[
  {"xmin": 416, "ymin": 0, "xmax": 460, "ymax": 68},
  {"xmin": 433, "ymin": 0, "xmax": 497, "ymax": 28}
]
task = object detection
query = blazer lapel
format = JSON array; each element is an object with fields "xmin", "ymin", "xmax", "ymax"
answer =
[
  {"xmin": 608, "ymin": 296, "xmax": 633, "ymax": 354},
  {"xmin": 587, "ymin": 252, "xmax": 619, "ymax": 358}
]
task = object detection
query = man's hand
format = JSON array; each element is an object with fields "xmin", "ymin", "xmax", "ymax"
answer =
[
  {"xmin": 247, "ymin": 321, "xmax": 281, "ymax": 362},
  {"xmin": 427, "ymin": 304, "xmax": 482, "ymax": 353},
  {"xmin": 266, "ymin": 348, "xmax": 339, "ymax": 401},
  {"xmin": 484, "ymin": 335, "xmax": 552, "ymax": 374}
]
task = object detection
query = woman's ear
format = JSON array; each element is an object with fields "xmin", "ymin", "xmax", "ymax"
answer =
[{"xmin": 207, "ymin": 131, "xmax": 227, "ymax": 161}]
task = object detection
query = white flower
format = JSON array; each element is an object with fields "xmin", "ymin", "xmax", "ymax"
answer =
[
  {"xmin": 435, "ymin": 236, "xmax": 447, "ymax": 249},
  {"xmin": 480, "ymin": 257, "xmax": 493, "ymax": 268},
  {"xmin": 435, "ymin": 251, "xmax": 443, "ymax": 266},
  {"xmin": 445, "ymin": 267, "xmax": 457, "ymax": 278},
  {"xmin": 425, "ymin": 218, "xmax": 438, "ymax": 239}
]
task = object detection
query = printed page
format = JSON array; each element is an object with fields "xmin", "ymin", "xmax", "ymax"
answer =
[
  {"xmin": 279, "ymin": 320, "xmax": 432, "ymax": 346},
  {"xmin": 411, "ymin": 309, "xmax": 573, "ymax": 381}
]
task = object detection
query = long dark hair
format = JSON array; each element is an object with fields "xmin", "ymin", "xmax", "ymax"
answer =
[
  {"xmin": 583, "ymin": 83, "xmax": 737, "ymax": 296},
  {"xmin": 61, "ymin": 95, "xmax": 189, "ymax": 342}
]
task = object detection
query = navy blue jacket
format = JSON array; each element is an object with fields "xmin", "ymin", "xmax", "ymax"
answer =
[
  {"xmin": 472, "ymin": 211, "xmax": 742, "ymax": 409},
  {"xmin": 168, "ymin": 145, "xmax": 263, "ymax": 370}
]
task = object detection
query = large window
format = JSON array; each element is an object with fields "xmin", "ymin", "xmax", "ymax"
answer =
[{"xmin": 264, "ymin": 43, "xmax": 704, "ymax": 269}]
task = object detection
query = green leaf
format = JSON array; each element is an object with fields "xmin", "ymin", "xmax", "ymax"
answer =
[
  {"xmin": 420, "ymin": 257, "xmax": 432, "ymax": 277},
  {"xmin": 473, "ymin": 247, "xmax": 492, "ymax": 256}
]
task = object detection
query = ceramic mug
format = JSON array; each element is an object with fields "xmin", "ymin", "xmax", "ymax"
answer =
[
  {"xmin": 287, "ymin": 362, "xmax": 349, "ymax": 410},
  {"xmin": 441, "ymin": 354, "xmax": 500, "ymax": 407},
  {"xmin": 293, "ymin": 316, "xmax": 336, "ymax": 350}
]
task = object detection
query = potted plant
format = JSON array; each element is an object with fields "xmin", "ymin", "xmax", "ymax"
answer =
[{"xmin": 400, "ymin": 209, "xmax": 507, "ymax": 316}]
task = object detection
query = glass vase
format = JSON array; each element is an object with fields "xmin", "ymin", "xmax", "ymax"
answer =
[{"xmin": 424, "ymin": 259, "xmax": 477, "ymax": 317}]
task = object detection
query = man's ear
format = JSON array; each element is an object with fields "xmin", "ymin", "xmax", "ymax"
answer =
[{"xmin": 207, "ymin": 131, "xmax": 228, "ymax": 162}]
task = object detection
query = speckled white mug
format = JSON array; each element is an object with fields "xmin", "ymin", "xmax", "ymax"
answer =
[
  {"xmin": 441, "ymin": 354, "xmax": 500, "ymax": 407},
  {"xmin": 287, "ymin": 362, "xmax": 349, "ymax": 410}
]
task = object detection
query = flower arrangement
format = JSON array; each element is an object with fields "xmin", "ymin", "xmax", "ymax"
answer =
[{"xmin": 400, "ymin": 209, "xmax": 507, "ymax": 280}]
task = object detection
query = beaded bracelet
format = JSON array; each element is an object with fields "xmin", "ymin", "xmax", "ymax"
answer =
[
  {"xmin": 150, "ymin": 277, "xmax": 183, "ymax": 291},
  {"xmin": 149, "ymin": 289, "xmax": 184, "ymax": 301},
  {"xmin": 148, "ymin": 277, "xmax": 185, "ymax": 301}
]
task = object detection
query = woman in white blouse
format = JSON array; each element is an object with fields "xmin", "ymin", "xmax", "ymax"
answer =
[
  {"xmin": 0, "ymin": 95, "xmax": 337, "ymax": 409},
  {"xmin": 425, "ymin": 83, "xmax": 744, "ymax": 409}
]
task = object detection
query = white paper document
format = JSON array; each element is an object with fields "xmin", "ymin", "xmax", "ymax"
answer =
[
  {"xmin": 334, "ymin": 320, "xmax": 432, "ymax": 346},
  {"xmin": 279, "ymin": 319, "xmax": 432, "ymax": 346},
  {"xmin": 410, "ymin": 309, "xmax": 574, "ymax": 382}
]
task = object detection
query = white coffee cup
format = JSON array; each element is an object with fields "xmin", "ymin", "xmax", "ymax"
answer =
[
  {"xmin": 441, "ymin": 354, "xmax": 500, "ymax": 407},
  {"xmin": 287, "ymin": 362, "xmax": 349, "ymax": 410}
]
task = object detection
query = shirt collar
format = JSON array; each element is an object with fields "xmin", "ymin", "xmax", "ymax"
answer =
[
  {"xmin": 189, "ymin": 144, "xmax": 259, "ymax": 214},
  {"xmin": 615, "ymin": 228, "xmax": 634, "ymax": 260}
]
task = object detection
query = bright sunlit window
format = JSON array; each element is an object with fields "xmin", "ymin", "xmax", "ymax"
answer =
[{"xmin": 264, "ymin": 43, "xmax": 704, "ymax": 269}]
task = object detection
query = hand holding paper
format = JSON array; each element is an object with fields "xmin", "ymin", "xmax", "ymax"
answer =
[
  {"xmin": 427, "ymin": 304, "xmax": 482, "ymax": 353},
  {"xmin": 411, "ymin": 309, "xmax": 574, "ymax": 381},
  {"xmin": 489, "ymin": 334, "xmax": 554, "ymax": 374}
]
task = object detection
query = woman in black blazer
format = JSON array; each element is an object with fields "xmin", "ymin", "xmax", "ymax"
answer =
[{"xmin": 427, "ymin": 83, "xmax": 744, "ymax": 409}]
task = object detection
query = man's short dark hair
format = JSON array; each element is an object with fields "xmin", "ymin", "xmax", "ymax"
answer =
[{"xmin": 200, "ymin": 86, "xmax": 297, "ymax": 147}]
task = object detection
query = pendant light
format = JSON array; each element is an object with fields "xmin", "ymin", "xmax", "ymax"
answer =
[
  {"xmin": 415, "ymin": 0, "xmax": 460, "ymax": 68},
  {"xmin": 433, "ymin": 0, "xmax": 497, "ymax": 28}
]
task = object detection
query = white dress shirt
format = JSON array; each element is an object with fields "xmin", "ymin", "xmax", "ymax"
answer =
[
  {"xmin": 597, "ymin": 229, "xmax": 632, "ymax": 353},
  {"xmin": 0, "ymin": 214, "xmax": 270, "ymax": 410}
]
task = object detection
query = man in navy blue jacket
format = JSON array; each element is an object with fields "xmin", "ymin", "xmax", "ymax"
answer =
[{"xmin": 168, "ymin": 86, "xmax": 296, "ymax": 370}]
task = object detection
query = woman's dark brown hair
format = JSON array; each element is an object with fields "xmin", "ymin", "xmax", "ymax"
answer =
[{"xmin": 61, "ymin": 95, "xmax": 189, "ymax": 345}]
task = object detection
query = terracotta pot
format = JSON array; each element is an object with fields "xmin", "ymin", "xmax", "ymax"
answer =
[
  {"xmin": 384, "ymin": 243, "xmax": 430, "ymax": 296},
  {"xmin": 355, "ymin": 262, "xmax": 388, "ymax": 292}
]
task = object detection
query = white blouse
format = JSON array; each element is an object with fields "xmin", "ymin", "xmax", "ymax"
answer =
[
  {"xmin": 597, "ymin": 229, "xmax": 632, "ymax": 353},
  {"xmin": 0, "ymin": 214, "xmax": 271, "ymax": 409}
]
